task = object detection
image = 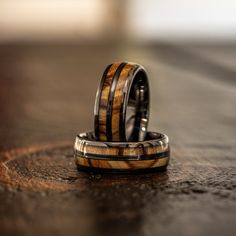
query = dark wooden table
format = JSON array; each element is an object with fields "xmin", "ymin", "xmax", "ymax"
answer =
[{"xmin": 0, "ymin": 43, "xmax": 235, "ymax": 236}]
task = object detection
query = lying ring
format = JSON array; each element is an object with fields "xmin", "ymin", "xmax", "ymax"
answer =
[
  {"xmin": 74, "ymin": 131, "xmax": 170, "ymax": 172},
  {"xmin": 94, "ymin": 62, "xmax": 150, "ymax": 142}
]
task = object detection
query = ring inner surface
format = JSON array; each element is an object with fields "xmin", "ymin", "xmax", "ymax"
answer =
[
  {"xmin": 125, "ymin": 70, "xmax": 149, "ymax": 142},
  {"xmin": 80, "ymin": 131, "xmax": 163, "ymax": 143}
]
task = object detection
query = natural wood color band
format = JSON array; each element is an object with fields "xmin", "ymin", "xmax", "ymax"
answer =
[
  {"xmin": 111, "ymin": 64, "xmax": 134, "ymax": 140},
  {"xmin": 75, "ymin": 140, "xmax": 169, "ymax": 156},
  {"xmin": 98, "ymin": 63, "xmax": 122, "ymax": 141},
  {"xmin": 74, "ymin": 131, "xmax": 170, "ymax": 171},
  {"xmin": 75, "ymin": 156, "xmax": 169, "ymax": 170}
]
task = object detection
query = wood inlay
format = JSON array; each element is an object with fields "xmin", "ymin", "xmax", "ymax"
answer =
[
  {"xmin": 98, "ymin": 63, "xmax": 122, "ymax": 141},
  {"xmin": 95, "ymin": 62, "xmax": 149, "ymax": 142},
  {"xmin": 74, "ymin": 131, "xmax": 170, "ymax": 171},
  {"xmin": 111, "ymin": 64, "xmax": 134, "ymax": 140},
  {"xmin": 76, "ymin": 156, "xmax": 169, "ymax": 170},
  {"xmin": 74, "ymin": 132, "xmax": 169, "ymax": 158},
  {"xmin": 75, "ymin": 141, "xmax": 169, "ymax": 156}
]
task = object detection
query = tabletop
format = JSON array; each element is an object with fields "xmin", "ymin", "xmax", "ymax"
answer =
[{"xmin": 0, "ymin": 43, "xmax": 235, "ymax": 236}]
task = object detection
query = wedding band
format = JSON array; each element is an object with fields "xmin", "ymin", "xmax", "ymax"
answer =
[
  {"xmin": 94, "ymin": 62, "xmax": 149, "ymax": 142},
  {"xmin": 74, "ymin": 131, "xmax": 169, "ymax": 172}
]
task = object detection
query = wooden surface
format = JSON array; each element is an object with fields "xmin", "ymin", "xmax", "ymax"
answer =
[{"xmin": 0, "ymin": 43, "xmax": 235, "ymax": 236}]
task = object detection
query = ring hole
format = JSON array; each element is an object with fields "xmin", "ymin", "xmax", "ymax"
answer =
[{"xmin": 125, "ymin": 70, "xmax": 149, "ymax": 141}]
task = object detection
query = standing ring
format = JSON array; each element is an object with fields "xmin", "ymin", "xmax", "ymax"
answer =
[{"xmin": 94, "ymin": 62, "xmax": 150, "ymax": 142}]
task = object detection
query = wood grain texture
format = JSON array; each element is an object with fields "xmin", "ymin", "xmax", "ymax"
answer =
[
  {"xmin": 75, "ymin": 142, "xmax": 169, "ymax": 156},
  {"xmin": 74, "ymin": 132, "xmax": 170, "ymax": 170},
  {"xmin": 74, "ymin": 132, "xmax": 169, "ymax": 158},
  {"xmin": 75, "ymin": 156, "xmax": 169, "ymax": 170},
  {"xmin": 97, "ymin": 62, "xmax": 122, "ymax": 141},
  {"xmin": 95, "ymin": 62, "xmax": 148, "ymax": 142},
  {"xmin": 111, "ymin": 63, "xmax": 134, "ymax": 140},
  {"xmin": 0, "ymin": 44, "xmax": 235, "ymax": 236}
]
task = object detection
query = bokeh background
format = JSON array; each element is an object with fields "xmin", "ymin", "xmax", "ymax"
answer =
[{"xmin": 1, "ymin": 0, "xmax": 236, "ymax": 43}]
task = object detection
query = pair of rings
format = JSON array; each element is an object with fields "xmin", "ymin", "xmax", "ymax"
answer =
[{"xmin": 74, "ymin": 62, "xmax": 170, "ymax": 172}]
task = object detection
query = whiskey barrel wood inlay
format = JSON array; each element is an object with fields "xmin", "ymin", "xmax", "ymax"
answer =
[
  {"xmin": 96, "ymin": 63, "xmax": 122, "ymax": 141},
  {"xmin": 112, "ymin": 64, "xmax": 134, "ymax": 140},
  {"xmin": 94, "ymin": 62, "xmax": 149, "ymax": 142},
  {"xmin": 74, "ymin": 131, "xmax": 170, "ymax": 171},
  {"xmin": 75, "ymin": 156, "xmax": 169, "ymax": 171}
]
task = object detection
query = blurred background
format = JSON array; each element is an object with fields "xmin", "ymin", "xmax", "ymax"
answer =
[
  {"xmin": 1, "ymin": 0, "xmax": 236, "ymax": 43},
  {"xmin": 0, "ymin": 0, "xmax": 235, "ymax": 148}
]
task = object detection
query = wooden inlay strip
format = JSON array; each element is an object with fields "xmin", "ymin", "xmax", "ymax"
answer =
[
  {"xmin": 111, "ymin": 64, "xmax": 134, "ymax": 141},
  {"xmin": 74, "ymin": 131, "xmax": 170, "ymax": 171},
  {"xmin": 76, "ymin": 156, "xmax": 169, "ymax": 170},
  {"xmin": 76, "ymin": 141, "xmax": 169, "ymax": 156},
  {"xmin": 98, "ymin": 63, "xmax": 121, "ymax": 141}
]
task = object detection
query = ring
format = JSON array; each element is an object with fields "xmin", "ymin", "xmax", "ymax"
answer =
[
  {"xmin": 94, "ymin": 62, "xmax": 150, "ymax": 142},
  {"xmin": 74, "ymin": 131, "xmax": 170, "ymax": 172}
]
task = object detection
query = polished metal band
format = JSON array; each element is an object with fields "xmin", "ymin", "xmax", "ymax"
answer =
[
  {"xmin": 74, "ymin": 131, "xmax": 169, "ymax": 172},
  {"xmin": 94, "ymin": 62, "xmax": 150, "ymax": 142}
]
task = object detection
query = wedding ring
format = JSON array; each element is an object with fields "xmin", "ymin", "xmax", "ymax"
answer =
[
  {"xmin": 94, "ymin": 62, "xmax": 149, "ymax": 142},
  {"xmin": 74, "ymin": 131, "xmax": 169, "ymax": 172}
]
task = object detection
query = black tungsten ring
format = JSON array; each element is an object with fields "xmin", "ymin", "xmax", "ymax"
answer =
[{"xmin": 94, "ymin": 62, "xmax": 150, "ymax": 142}]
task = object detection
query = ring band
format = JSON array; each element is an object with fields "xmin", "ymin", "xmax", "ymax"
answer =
[
  {"xmin": 74, "ymin": 131, "xmax": 170, "ymax": 172},
  {"xmin": 94, "ymin": 62, "xmax": 150, "ymax": 142}
]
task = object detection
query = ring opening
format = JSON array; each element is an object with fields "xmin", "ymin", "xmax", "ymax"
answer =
[{"xmin": 125, "ymin": 70, "xmax": 149, "ymax": 141}]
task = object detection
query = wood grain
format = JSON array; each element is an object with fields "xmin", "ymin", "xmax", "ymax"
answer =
[
  {"xmin": 95, "ymin": 62, "xmax": 147, "ymax": 142},
  {"xmin": 74, "ymin": 132, "xmax": 169, "ymax": 157},
  {"xmin": 97, "ymin": 62, "xmax": 122, "ymax": 141},
  {"xmin": 76, "ymin": 156, "xmax": 169, "ymax": 170},
  {"xmin": 111, "ymin": 63, "xmax": 134, "ymax": 140},
  {"xmin": 74, "ymin": 132, "xmax": 169, "ymax": 170}
]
